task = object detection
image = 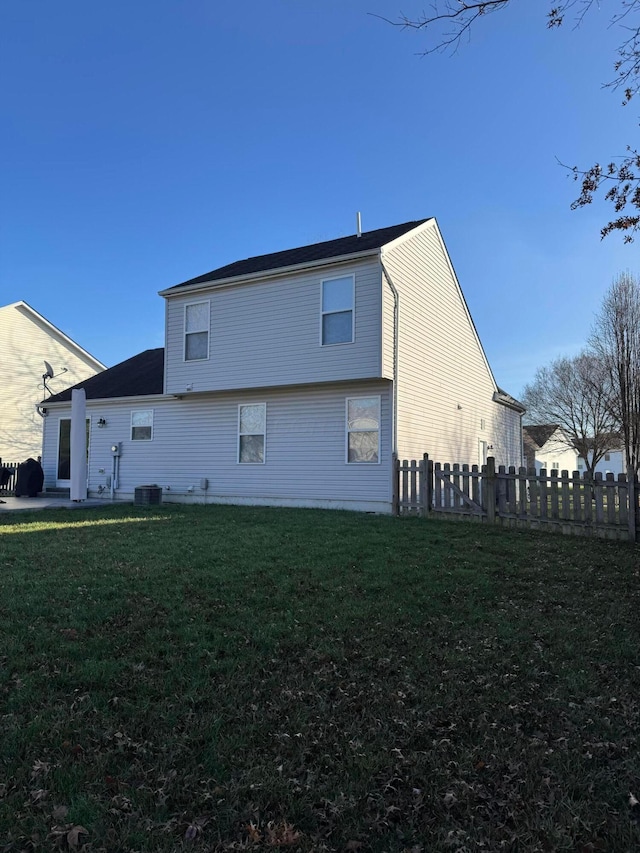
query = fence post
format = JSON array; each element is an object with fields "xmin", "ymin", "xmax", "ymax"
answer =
[
  {"xmin": 392, "ymin": 453, "xmax": 399, "ymax": 516},
  {"xmin": 628, "ymin": 467, "xmax": 637, "ymax": 543},
  {"xmin": 485, "ymin": 457, "xmax": 496, "ymax": 523},
  {"xmin": 421, "ymin": 453, "xmax": 432, "ymax": 516}
]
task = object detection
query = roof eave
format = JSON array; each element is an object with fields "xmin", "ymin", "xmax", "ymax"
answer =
[
  {"xmin": 158, "ymin": 247, "xmax": 383, "ymax": 298},
  {"xmin": 42, "ymin": 392, "xmax": 171, "ymax": 408},
  {"xmin": 493, "ymin": 390, "xmax": 526, "ymax": 414}
]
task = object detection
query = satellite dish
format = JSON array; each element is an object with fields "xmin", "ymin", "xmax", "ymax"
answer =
[{"xmin": 43, "ymin": 360, "xmax": 54, "ymax": 379}]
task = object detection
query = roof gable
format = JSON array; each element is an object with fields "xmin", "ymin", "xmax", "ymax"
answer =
[
  {"xmin": 165, "ymin": 220, "xmax": 431, "ymax": 291},
  {"xmin": 0, "ymin": 301, "xmax": 106, "ymax": 372},
  {"xmin": 523, "ymin": 424, "xmax": 565, "ymax": 449}
]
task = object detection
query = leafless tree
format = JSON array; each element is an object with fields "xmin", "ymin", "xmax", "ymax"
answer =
[
  {"xmin": 379, "ymin": 0, "xmax": 640, "ymax": 241},
  {"xmin": 590, "ymin": 271, "xmax": 640, "ymax": 475},
  {"xmin": 521, "ymin": 352, "xmax": 617, "ymax": 477}
]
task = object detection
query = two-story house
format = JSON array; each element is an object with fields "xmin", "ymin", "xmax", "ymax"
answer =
[
  {"xmin": 0, "ymin": 301, "xmax": 105, "ymax": 463},
  {"xmin": 40, "ymin": 219, "xmax": 524, "ymax": 513},
  {"xmin": 522, "ymin": 424, "xmax": 580, "ymax": 474}
]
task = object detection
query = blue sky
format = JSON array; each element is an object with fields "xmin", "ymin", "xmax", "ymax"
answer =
[{"xmin": 2, "ymin": 0, "xmax": 635, "ymax": 397}]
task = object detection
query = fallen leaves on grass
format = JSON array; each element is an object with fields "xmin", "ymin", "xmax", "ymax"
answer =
[
  {"xmin": 47, "ymin": 823, "xmax": 88, "ymax": 849},
  {"xmin": 184, "ymin": 816, "xmax": 209, "ymax": 842},
  {"xmin": 245, "ymin": 820, "xmax": 303, "ymax": 847}
]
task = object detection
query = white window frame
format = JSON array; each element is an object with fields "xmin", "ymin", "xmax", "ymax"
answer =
[
  {"xmin": 184, "ymin": 300, "xmax": 210, "ymax": 362},
  {"xmin": 345, "ymin": 396, "xmax": 380, "ymax": 464},
  {"xmin": 131, "ymin": 409, "xmax": 154, "ymax": 441},
  {"xmin": 320, "ymin": 274, "xmax": 355, "ymax": 346},
  {"xmin": 238, "ymin": 403, "xmax": 266, "ymax": 464}
]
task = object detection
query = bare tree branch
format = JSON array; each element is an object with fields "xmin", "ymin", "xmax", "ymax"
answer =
[
  {"xmin": 382, "ymin": 0, "xmax": 640, "ymax": 240},
  {"xmin": 590, "ymin": 271, "xmax": 640, "ymax": 475},
  {"xmin": 521, "ymin": 353, "xmax": 617, "ymax": 477}
]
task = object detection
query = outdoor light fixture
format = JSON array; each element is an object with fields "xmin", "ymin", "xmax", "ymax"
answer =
[{"xmin": 97, "ymin": 418, "xmax": 107, "ymax": 428}]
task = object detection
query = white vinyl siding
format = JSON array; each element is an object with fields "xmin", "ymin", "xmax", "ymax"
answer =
[
  {"xmin": 184, "ymin": 301, "xmax": 210, "ymax": 361},
  {"xmin": 40, "ymin": 381, "xmax": 393, "ymax": 511},
  {"xmin": 131, "ymin": 410, "xmax": 153, "ymax": 441},
  {"xmin": 346, "ymin": 396, "xmax": 380, "ymax": 463},
  {"xmin": 530, "ymin": 428, "xmax": 579, "ymax": 475},
  {"xmin": 382, "ymin": 222, "xmax": 521, "ymax": 468},
  {"xmin": 238, "ymin": 403, "xmax": 266, "ymax": 463},
  {"xmin": 321, "ymin": 275, "xmax": 354, "ymax": 345},
  {"xmin": 0, "ymin": 303, "xmax": 104, "ymax": 461},
  {"xmin": 164, "ymin": 260, "xmax": 382, "ymax": 395}
]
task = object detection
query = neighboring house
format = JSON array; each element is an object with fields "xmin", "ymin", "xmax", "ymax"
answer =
[
  {"xmin": 523, "ymin": 424, "xmax": 579, "ymax": 474},
  {"xmin": 592, "ymin": 449, "xmax": 625, "ymax": 476},
  {"xmin": 0, "ymin": 301, "xmax": 106, "ymax": 462},
  {"xmin": 41, "ymin": 218, "xmax": 524, "ymax": 513},
  {"xmin": 580, "ymin": 434, "xmax": 626, "ymax": 477}
]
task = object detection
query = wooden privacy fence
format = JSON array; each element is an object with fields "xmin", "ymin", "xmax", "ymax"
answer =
[
  {"xmin": 0, "ymin": 460, "xmax": 19, "ymax": 496},
  {"xmin": 393, "ymin": 455, "xmax": 640, "ymax": 542}
]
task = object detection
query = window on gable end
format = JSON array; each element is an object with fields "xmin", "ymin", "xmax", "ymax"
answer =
[
  {"xmin": 184, "ymin": 301, "xmax": 210, "ymax": 361},
  {"xmin": 321, "ymin": 275, "xmax": 354, "ymax": 345}
]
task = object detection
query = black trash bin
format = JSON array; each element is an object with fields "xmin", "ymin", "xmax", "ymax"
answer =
[{"xmin": 15, "ymin": 458, "xmax": 44, "ymax": 497}]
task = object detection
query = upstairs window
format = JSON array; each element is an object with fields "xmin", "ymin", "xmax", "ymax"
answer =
[
  {"xmin": 184, "ymin": 301, "xmax": 210, "ymax": 361},
  {"xmin": 131, "ymin": 410, "xmax": 153, "ymax": 441},
  {"xmin": 346, "ymin": 396, "xmax": 380, "ymax": 463},
  {"xmin": 238, "ymin": 403, "xmax": 266, "ymax": 464},
  {"xmin": 321, "ymin": 275, "xmax": 354, "ymax": 345}
]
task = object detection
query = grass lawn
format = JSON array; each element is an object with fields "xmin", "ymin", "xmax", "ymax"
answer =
[{"xmin": 1, "ymin": 504, "xmax": 640, "ymax": 852}]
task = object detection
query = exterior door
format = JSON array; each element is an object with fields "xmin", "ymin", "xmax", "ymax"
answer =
[
  {"xmin": 479, "ymin": 439, "xmax": 488, "ymax": 467},
  {"xmin": 57, "ymin": 418, "xmax": 90, "ymax": 487}
]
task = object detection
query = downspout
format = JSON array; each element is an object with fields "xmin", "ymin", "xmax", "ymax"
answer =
[{"xmin": 380, "ymin": 259, "xmax": 399, "ymax": 456}]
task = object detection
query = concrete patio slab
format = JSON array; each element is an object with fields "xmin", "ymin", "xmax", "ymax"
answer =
[{"xmin": 0, "ymin": 495, "xmax": 115, "ymax": 513}]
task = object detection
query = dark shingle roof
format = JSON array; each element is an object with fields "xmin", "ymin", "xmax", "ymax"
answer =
[
  {"xmin": 44, "ymin": 349, "xmax": 164, "ymax": 403},
  {"xmin": 522, "ymin": 424, "xmax": 561, "ymax": 449},
  {"xmin": 167, "ymin": 219, "xmax": 431, "ymax": 290}
]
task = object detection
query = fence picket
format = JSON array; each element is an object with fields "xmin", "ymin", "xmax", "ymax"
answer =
[
  {"xmin": 472, "ymin": 464, "xmax": 480, "ymax": 508},
  {"xmin": 434, "ymin": 462, "xmax": 442, "ymax": 509},
  {"xmin": 402, "ymin": 460, "xmax": 409, "ymax": 511},
  {"xmin": 594, "ymin": 473, "xmax": 604, "ymax": 524},
  {"xmin": 549, "ymin": 470, "xmax": 559, "ymax": 521},
  {"xmin": 497, "ymin": 465, "xmax": 507, "ymax": 515},
  {"xmin": 561, "ymin": 471, "xmax": 570, "ymax": 521},
  {"xmin": 539, "ymin": 469, "xmax": 548, "ymax": 519},
  {"xmin": 572, "ymin": 471, "xmax": 581, "ymax": 522},
  {"xmin": 605, "ymin": 473, "xmax": 616, "ymax": 525}
]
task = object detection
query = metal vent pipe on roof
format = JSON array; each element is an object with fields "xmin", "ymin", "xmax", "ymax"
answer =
[{"xmin": 356, "ymin": 211, "xmax": 362, "ymax": 237}]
